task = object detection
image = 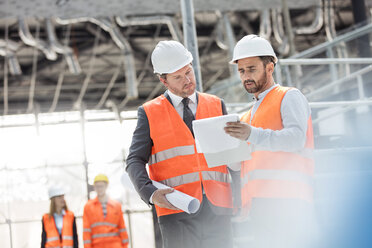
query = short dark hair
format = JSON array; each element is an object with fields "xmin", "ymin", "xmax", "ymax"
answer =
[
  {"xmin": 259, "ymin": 56, "xmax": 276, "ymax": 67},
  {"xmin": 158, "ymin": 74, "xmax": 167, "ymax": 80},
  {"xmin": 156, "ymin": 63, "xmax": 193, "ymax": 80}
]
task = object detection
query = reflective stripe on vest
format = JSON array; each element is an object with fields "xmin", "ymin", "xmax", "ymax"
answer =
[
  {"xmin": 46, "ymin": 237, "xmax": 59, "ymax": 242},
  {"xmin": 91, "ymin": 222, "xmax": 118, "ymax": 228},
  {"xmin": 159, "ymin": 171, "xmax": 229, "ymax": 188},
  {"xmin": 201, "ymin": 171, "xmax": 229, "ymax": 183},
  {"xmin": 119, "ymin": 228, "xmax": 127, "ymax": 233},
  {"xmin": 241, "ymin": 169, "xmax": 314, "ymax": 187},
  {"xmin": 122, "ymin": 239, "xmax": 129, "ymax": 244},
  {"xmin": 83, "ymin": 240, "xmax": 91, "ymax": 244},
  {"xmin": 149, "ymin": 145, "xmax": 195, "ymax": 165},
  {"xmin": 159, "ymin": 172, "xmax": 199, "ymax": 187},
  {"xmin": 83, "ymin": 228, "xmax": 91, "ymax": 232},
  {"xmin": 46, "ymin": 235, "xmax": 73, "ymax": 244},
  {"xmin": 254, "ymin": 147, "xmax": 314, "ymax": 160},
  {"xmin": 296, "ymin": 148, "xmax": 314, "ymax": 159},
  {"xmin": 92, "ymin": 232, "xmax": 119, "ymax": 239}
]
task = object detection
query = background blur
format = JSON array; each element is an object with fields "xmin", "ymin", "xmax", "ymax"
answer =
[{"xmin": 1, "ymin": 0, "xmax": 372, "ymax": 247}]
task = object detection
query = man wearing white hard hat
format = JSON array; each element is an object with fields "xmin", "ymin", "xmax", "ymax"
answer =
[
  {"xmin": 224, "ymin": 35, "xmax": 318, "ymax": 247},
  {"xmin": 126, "ymin": 40, "xmax": 237, "ymax": 248},
  {"xmin": 41, "ymin": 186, "xmax": 78, "ymax": 248},
  {"xmin": 83, "ymin": 174, "xmax": 129, "ymax": 248}
]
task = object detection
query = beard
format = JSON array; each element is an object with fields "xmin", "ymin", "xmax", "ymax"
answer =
[{"xmin": 243, "ymin": 71, "xmax": 268, "ymax": 94}]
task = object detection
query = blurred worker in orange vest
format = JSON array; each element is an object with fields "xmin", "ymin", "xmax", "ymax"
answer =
[
  {"xmin": 41, "ymin": 185, "xmax": 78, "ymax": 248},
  {"xmin": 224, "ymin": 35, "xmax": 318, "ymax": 248},
  {"xmin": 83, "ymin": 174, "xmax": 129, "ymax": 248}
]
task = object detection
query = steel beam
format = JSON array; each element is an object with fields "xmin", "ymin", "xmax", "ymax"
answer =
[{"xmin": 180, "ymin": 0, "xmax": 203, "ymax": 92}]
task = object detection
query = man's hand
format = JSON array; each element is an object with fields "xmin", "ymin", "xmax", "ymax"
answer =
[
  {"xmin": 152, "ymin": 188, "xmax": 180, "ymax": 210},
  {"xmin": 224, "ymin": 121, "xmax": 251, "ymax": 141},
  {"xmin": 231, "ymin": 206, "xmax": 251, "ymax": 223}
]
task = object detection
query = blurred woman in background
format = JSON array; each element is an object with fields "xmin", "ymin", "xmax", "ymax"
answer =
[{"xmin": 41, "ymin": 186, "xmax": 78, "ymax": 248}]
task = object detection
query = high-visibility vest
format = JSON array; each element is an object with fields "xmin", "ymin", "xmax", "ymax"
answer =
[
  {"xmin": 83, "ymin": 198, "xmax": 129, "ymax": 248},
  {"xmin": 240, "ymin": 86, "xmax": 314, "ymax": 209},
  {"xmin": 42, "ymin": 210, "xmax": 74, "ymax": 248},
  {"xmin": 143, "ymin": 92, "xmax": 233, "ymax": 216}
]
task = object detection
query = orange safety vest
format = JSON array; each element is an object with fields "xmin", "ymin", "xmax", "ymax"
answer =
[
  {"xmin": 143, "ymin": 92, "xmax": 233, "ymax": 216},
  {"xmin": 240, "ymin": 86, "xmax": 314, "ymax": 209},
  {"xmin": 42, "ymin": 210, "xmax": 75, "ymax": 248},
  {"xmin": 83, "ymin": 198, "xmax": 129, "ymax": 248}
]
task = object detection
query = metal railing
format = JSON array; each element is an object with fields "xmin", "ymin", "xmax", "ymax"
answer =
[
  {"xmin": 290, "ymin": 22, "xmax": 372, "ymax": 59},
  {"xmin": 0, "ymin": 209, "xmax": 153, "ymax": 248},
  {"xmin": 210, "ymin": 57, "xmax": 372, "ymax": 102},
  {"xmin": 226, "ymin": 57, "xmax": 372, "ymax": 115},
  {"xmin": 282, "ymin": 21, "xmax": 372, "ymax": 85}
]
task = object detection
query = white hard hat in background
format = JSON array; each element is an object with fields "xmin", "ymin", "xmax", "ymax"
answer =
[
  {"xmin": 151, "ymin": 40, "xmax": 193, "ymax": 74},
  {"xmin": 230, "ymin": 34, "xmax": 277, "ymax": 64},
  {"xmin": 48, "ymin": 186, "xmax": 65, "ymax": 199}
]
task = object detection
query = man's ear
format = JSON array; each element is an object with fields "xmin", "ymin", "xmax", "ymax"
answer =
[
  {"xmin": 267, "ymin": 62, "xmax": 275, "ymax": 74},
  {"xmin": 159, "ymin": 77, "xmax": 168, "ymax": 87}
]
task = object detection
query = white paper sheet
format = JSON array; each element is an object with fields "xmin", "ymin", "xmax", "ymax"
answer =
[
  {"xmin": 152, "ymin": 180, "xmax": 200, "ymax": 214},
  {"xmin": 192, "ymin": 114, "xmax": 252, "ymax": 168},
  {"xmin": 193, "ymin": 114, "xmax": 240, "ymax": 153},
  {"xmin": 202, "ymin": 141, "xmax": 251, "ymax": 167}
]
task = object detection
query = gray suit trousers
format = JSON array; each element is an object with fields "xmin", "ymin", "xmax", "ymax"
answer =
[{"xmin": 158, "ymin": 195, "xmax": 233, "ymax": 248}]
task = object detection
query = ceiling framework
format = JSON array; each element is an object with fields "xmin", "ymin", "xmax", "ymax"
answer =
[{"xmin": 0, "ymin": 0, "xmax": 362, "ymax": 115}]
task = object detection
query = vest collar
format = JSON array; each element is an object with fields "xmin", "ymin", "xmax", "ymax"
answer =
[{"xmin": 255, "ymin": 83, "xmax": 279, "ymax": 101}]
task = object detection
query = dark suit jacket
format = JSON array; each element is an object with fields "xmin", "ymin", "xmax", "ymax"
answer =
[{"xmin": 126, "ymin": 91, "xmax": 240, "ymax": 217}]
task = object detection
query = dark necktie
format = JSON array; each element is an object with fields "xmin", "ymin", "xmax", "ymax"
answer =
[{"xmin": 182, "ymin": 97, "xmax": 195, "ymax": 135}]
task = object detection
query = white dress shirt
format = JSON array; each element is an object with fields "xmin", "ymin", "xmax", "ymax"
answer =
[
  {"xmin": 53, "ymin": 209, "xmax": 66, "ymax": 235},
  {"xmin": 247, "ymin": 84, "xmax": 311, "ymax": 152},
  {"xmin": 167, "ymin": 90, "xmax": 197, "ymax": 117}
]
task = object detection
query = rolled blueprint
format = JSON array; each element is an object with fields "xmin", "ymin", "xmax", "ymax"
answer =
[{"xmin": 152, "ymin": 180, "xmax": 200, "ymax": 214}]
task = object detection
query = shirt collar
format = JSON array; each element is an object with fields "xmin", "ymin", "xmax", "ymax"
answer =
[
  {"xmin": 54, "ymin": 209, "xmax": 66, "ymax": 217},
  {"xmin": 255, "ymin": 83, "xmax": 279, "ymax": 101},
  {"xmin": 93, "ymin": 196, "xmax": 112, "ymax": 206},
  {"xmin": 167, "ymin": 90, "xmax": 196, "ymax": 107}
]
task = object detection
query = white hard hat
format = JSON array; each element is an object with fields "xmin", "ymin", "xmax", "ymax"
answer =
[
  {"xmin": 151, "ymin": 40, "xmax": 193, "ymax": 74},
  {"xmin": 48, "ymin": 186, "xmax": 65, "ymax": 199},
  {"xmin": 230, "ymin": 34, "xmax": 277, "ymax": 64}
]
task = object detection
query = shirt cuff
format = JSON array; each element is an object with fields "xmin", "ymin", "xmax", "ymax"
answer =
[
  {"xmin": 149, "ymin": 192, "xmax": 155, "ymax": 204},
  {"xmin": 247, "ymin": 125, "xmax": 260, "ymax": 144},
  {"xmin": 227, "ymin": 162, "xmax": 241, "ymax": 171}
]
